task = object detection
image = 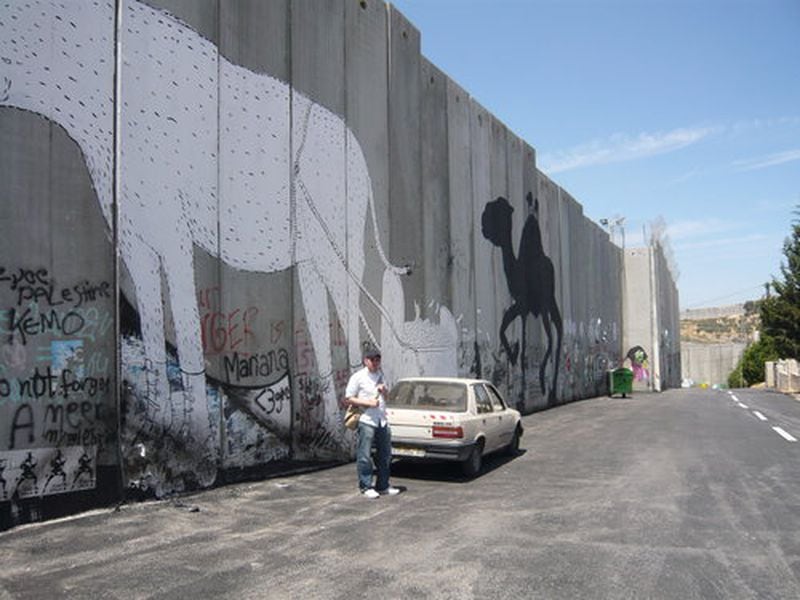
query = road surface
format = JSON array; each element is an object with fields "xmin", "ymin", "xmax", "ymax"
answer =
[{"xmin": 1, "ymin": 387, "xmax": 798, "ymax": 599}]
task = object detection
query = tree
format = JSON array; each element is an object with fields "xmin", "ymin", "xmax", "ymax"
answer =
[
  {"xmin": 760, "ymin": 205, "xmax": 800, "ymax": 359},
  {"xmin": 728, "ymin": 336, "xmax": 779, "ymax": 388},
  {"xmin": 729, "ymin": 206, "xmax": 800, "ymax": 387}
]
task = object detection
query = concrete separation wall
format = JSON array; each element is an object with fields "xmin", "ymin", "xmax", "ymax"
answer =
[
  {"xmin": 681, "ymin": 342, "xmax": 746, "ymax": 387},
  {"xmin": 0, "ymin": 0, "xmax": 677, "ymax": 528},
  {"xmin": 622, "ymin": 244, "xmax": 681, "ymax": 391}
]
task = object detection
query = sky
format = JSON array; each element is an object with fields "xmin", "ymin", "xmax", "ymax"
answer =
[{"xmin": 390, "ymin": 0, "xmax": 800, "ymax": 310}]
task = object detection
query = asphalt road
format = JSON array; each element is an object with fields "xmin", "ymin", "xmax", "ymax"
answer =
[{"xmin": 2, "ymin": 388, "xmax": 799, "ymax": 599}]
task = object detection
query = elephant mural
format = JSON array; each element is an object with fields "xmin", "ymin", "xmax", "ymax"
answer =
[{"xmin": 1, "ymin": 0, "xmax": 458, "ymax": 491}]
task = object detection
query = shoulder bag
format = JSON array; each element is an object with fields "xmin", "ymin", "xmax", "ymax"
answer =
[{"xmin": 344, "ymin": 404, "xmax": 362, "ymax": 430}]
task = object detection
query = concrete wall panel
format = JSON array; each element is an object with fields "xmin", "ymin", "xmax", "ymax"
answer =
[
  {"xmin": 220, "ymin": 0, "xmax": 289, "ymax": 78},
  {"xmin": 345, "ymin": 0, "xmax": 390, "ymax": 344},
  {"xmin": 682, "ymin": 342, "xmax": 745, "ymax": 387},
  {"xmin": 0, "ymin": 0, "xmax": 679, "ymax": 527},
  {"xmin": 217, "ymin": 1, "xmax": 293, "ymax": 474},
  {"xmin": 143, "ymin": 0, "xmax": 219, "ymax": 44},
  {"xmin": 291, "ymin": 0, "xmax": 348, "ymax": 460},
  {"xmin": 388, "ymin": 7, "xmax": 423, "ymax": 318},
  {"xmin": 0, "ymin": 109, "xmax": 117, "ymax": 516},
  {"xmin": 470, "ymin": 101, "xmax": 494, "ymax": 381},
  {"xmin": 504, "ymin": 133, "xmax": 525, "ymax": 406},
  {"xmin": 291, "ymin": 0, "xmax": 345, "ymax": 112},
  {"xmin": 117, "ymin": 0, "xmax": 223, "ymax": 493},
  {"xmin": 536, "ymin": 171, "xmax": 566, "ymax": 406},
  {"xmin": 486, "ymin": 115, "xmax": 509, "ymax": 386},
  {"xmin": 445, "ymin": 80, "xmax": 476, "ymax": 377},
  {"xmin": 420, "ymin": 59, "xmax": 451, "ymax": 312},
  {"xmin": 622, "ymin": 245, "xmax": 682, "ymax": 391}
]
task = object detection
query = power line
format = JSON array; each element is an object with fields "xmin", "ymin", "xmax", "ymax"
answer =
[{"xmin": 685, "ymin": 283, "xmax": 766, "ymax": 309}]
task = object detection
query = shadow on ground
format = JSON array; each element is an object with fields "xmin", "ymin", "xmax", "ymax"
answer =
[{"xmin": 390, "ymin": 449, "xmax": 527, "ymax": 484}]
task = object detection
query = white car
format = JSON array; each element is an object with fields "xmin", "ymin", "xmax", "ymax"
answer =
[{"xmin": 386, "ymin": 377, "xmax": 523, "ymax": 477}]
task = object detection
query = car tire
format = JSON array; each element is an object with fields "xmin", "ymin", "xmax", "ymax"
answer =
[
  {"xmin": 462, "ymin": 441, "xmax": 483, "ymax": 478},
  {"xmin": 504, "ymin": 427, "xmax": 521, "ymax": 456}
]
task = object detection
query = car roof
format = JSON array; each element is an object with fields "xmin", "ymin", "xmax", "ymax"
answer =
[{"xmin": 394, "ymin": 377, "xmax": 492, "ymax": 386}]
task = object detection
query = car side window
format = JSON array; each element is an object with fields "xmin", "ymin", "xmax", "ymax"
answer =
[
  {"xmin": 485, "ymin": 385, "xmax": 506, "ymax": 411},
  {"xmin": 473, "ymin": 385, "xmax": 493, "ymax": 414}
]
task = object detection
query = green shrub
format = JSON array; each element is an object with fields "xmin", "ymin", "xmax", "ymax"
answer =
[{"xmin": 729, "ymin": 336, "xmax": 780, "ymax": 387}]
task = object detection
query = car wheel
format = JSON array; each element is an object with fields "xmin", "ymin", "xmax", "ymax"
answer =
[
  {"xmin": 505, "ymin": 427, "xmax": 521, "ymax": 456},
  {"xmin": 462, "ymin": 441, "xmax": 483, "ymax": 477}
]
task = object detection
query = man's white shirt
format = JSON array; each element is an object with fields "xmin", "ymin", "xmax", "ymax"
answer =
[{"xmin": 345, "ymin": 367, "xmax": 387, "ymax": 427}]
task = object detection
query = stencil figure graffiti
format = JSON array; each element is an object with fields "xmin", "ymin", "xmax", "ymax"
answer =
[
  {"xmin": 72, "ymin": 451, "xmax": 94, "ymax": 488},
  {"xmin": 481, "ymin": 193, "xmax": 563, "ymax": 406},
  {"xmin": 43, "ymin": 449, "xmax": 67, "ymax": 493},
  {"xmin": 15, "ymin": 452, "xmax": 38, "ymax": 495}
]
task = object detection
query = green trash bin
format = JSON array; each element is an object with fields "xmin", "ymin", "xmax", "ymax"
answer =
[{"xmin": 608, "ymin": 367, "xmax": 634, "ymax": 398}]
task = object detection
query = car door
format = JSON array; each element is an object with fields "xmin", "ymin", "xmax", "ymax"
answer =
[
  {"xmin": 472, "ymin": 384, "xmax": 502, "ymax": 452},
  {"xmin": 484, "ymin": 383, "xmax": 514, "ymax": 448}
]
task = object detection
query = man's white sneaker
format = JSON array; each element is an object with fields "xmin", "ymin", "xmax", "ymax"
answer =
[
  {"xmin": 362, "ymin": 488, "xmax": 380, "ymax": 499},
  {"xmin": 378, "ymin": 486, "xmax": 400, "ymax": 496}
]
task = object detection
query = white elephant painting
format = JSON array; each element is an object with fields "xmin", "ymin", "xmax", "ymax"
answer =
[{"xmin": 1, "ymin": 0, "xmax": 458, "ymax": 484}]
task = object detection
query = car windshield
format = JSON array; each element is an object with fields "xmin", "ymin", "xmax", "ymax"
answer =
[{"xmin": 387, "ymin": 381, "xmax": 467, "ymax": 412}]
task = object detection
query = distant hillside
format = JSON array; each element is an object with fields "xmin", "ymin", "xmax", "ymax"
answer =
[{"xmin": 680, "ymin": 302, "xmax": 760, "ymax": 344}]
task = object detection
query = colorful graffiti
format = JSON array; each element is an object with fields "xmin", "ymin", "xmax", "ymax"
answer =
[{"xmin": 626, "ymin": 345, "xmax": 650, "ymax": 382}]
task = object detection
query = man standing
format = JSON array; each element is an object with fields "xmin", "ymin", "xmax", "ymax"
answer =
[{"xmin": 345, "ymin": 348, "xmax": 400, "ymax": 499}]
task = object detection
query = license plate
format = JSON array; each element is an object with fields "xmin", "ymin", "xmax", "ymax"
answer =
[{"xmin": 393, "ymin": 446, "xmax": 425, "ymax": 457}]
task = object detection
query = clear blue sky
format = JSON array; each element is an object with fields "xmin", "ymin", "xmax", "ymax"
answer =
[{"xmin": 390, "ymin": 0, "xmax": 800, "ymax": 310}]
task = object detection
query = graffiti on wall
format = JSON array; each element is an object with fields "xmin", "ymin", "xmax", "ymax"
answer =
[
  {"xmin": 0, "ymin": 266, "xmax": 113, "ymax": 452},
  {"xmin": 0, "ymin": 446, "xmax": 96, "ymax": 500},
  {"xmin": 1, "ymin": 0, "xmax": 459, "ymax": 494},
  {"xmin": 0, "ymin": 263, "xmax": 113, "ymax": 493},
  {"xmin": 481, "ymin": 193, "xmax": 563, "ymax": 407},
  {"xmin": 626, "ymin": 345, "xmax": 650, "ymax": 382}
]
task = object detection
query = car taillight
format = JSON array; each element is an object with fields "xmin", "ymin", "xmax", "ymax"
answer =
[{"xmin": 432, "ymin": 425, "xmax": 464, "ymax": 439}]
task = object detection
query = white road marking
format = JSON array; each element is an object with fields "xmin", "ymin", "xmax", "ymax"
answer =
[
  {"xmin": 772, "ymin": 427, "xmax": 798, "ymax": 442},
  {"xmin": 737, "ymin": 402, "xmax": 749, "ymax": 409},
  {"xmin": 753, "ymin": 411, "xmax": 767, "ymax": 421},
  {"xmin": 730, "ymin": 395, "xmax": 739, "ymax": 402}
]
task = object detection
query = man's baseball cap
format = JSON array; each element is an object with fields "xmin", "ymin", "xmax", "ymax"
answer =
[{"xmin": 363, "ymin": 347, "xmax": 381, "ymax": 359}]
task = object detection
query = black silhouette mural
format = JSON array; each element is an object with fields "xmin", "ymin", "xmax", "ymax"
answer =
[
  {"xmin": 482, "ymin": 192, "xmax": 563, "ymax": 407},
  {"xmin": 43, "ymin": 450, "xmax": 67, "ymax": 493}
]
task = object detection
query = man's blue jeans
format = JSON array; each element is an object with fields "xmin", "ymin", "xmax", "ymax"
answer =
[{"xmin": 356, "ymin": 422, "xmax": 392, "ymax": 491}]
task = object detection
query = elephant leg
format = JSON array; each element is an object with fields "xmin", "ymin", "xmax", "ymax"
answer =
[
  {"xmin": 161, "ymin": 240, "xmax": 211, "ymax": 445},
  {"xmin": 296, "ymin": 260, "xmax": 337, "ymax": 436},
  {"xmin": 122, "ymin": 239, "xmax": 171, "ymax": 430},
  {"xmin": 336, "ymin": 232, "xmax": 363, "ymax": 370}
]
